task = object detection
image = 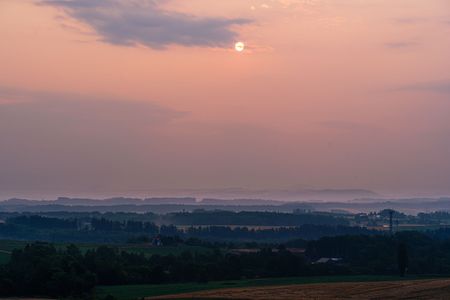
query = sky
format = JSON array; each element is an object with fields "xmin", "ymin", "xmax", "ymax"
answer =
[{"xmin": 1, "ymin": 0, "xmax": 450, "ymax": 199}]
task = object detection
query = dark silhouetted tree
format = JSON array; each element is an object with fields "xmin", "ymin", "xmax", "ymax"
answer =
[{"xmin": 398, "ymin": 242, "xmax": 408, "ymax": 276}]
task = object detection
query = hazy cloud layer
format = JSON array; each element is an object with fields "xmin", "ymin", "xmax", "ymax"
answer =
[
  {"xmin": 384, "ymin": 41, "xmax": 419, "ymax": 49},
  {"xmin": 394, "ymin": 17, "xmax": 428, "ymax": 24},
  {"xmin": 0, "ymin": 87, "xmax": 185, "ymax": 192},
  {"xmin": 393, "ymin": 81, "xmax": 450, "ymax": 94},
  {"xmin": 41, "ymin": 0, "xmax": 250, "ymax": 49},
  {"xmin": 0, "ymin": 87, "xmax": 293, "ymax": 195},
  {"xmin": 0, "ymin": 87, "xmax": 309, "ymax": 196}
]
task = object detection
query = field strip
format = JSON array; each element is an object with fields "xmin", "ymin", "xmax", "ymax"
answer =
[{"xmin": 148, "ymin": 279, "xmax": 450, "ymax": 300}]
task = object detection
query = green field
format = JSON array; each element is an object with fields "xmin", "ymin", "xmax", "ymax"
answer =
[
  {"xmin": 396, "ymin": 224, "xmax": 450, "ymax": 231},
  {"xmin": 95, "ymin": 275, "xmax": 437, "ymax": 300},
  {"xmin": 0, "ymin": 240, "xmax": 27, "ymax": 264},
  {"xmin": 0, "ymin": 239, "xmax": 29, "ymax": 252},
  {"xmin": 0, "ymin": 251, "xmax": 11, "ymax": 264},
  {"xmin": 0, "ymin": 239, "xmax": 211, "ymax": 265}
]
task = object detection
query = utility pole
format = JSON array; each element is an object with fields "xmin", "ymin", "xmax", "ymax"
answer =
[{"xmin": 389, "ymin": 210, "xmax": 394, "ymax": 235}]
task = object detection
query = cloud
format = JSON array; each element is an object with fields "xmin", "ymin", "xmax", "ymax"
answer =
[
  {"xmin": 40, "ymin": 0, "xmax": 251, "ymax": 49},
  {"xmin": 0, "ymin": 86, "xmax": 187, "ymax": 192},
  {"xmin": 394, "ymin": 17, "xmax": 428, "ymax": 25},
  {"xmin": 319, "ymin": 120, "xmax": 376, "ymax": 131},
  {"xmin": 0, "ymin": 86, "xmax": 297, "ymax": 195},
  {"xmin": 0, "ymin": 86, "xmax": 184, "ymax": 123},
  {"xmin": 392, "ymin": 81, "xmax": 450, "ymax": 94},
  {"xmin": 384, "ymin": 41, "xmax": 419, "ymax": 49}
]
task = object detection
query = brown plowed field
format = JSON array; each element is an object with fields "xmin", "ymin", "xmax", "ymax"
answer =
[{"xmin": 150, "ymin": 279, "xmax": 450, "ymax": 299}]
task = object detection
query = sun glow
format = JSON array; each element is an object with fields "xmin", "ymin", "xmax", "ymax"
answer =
[{"xmin": 234, "ymin": 42, "xmax": 245, "ymax": 52}]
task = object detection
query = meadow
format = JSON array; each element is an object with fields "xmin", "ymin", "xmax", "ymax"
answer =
[{"xmin": 0, "ymin": 240, "xmax": 27, "ymax": 264}]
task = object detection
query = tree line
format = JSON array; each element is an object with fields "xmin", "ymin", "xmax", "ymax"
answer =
[
  {"xmin": 0, "ymin": 215, "xmax": 376, "ymax": 242},
  {"xmin": 2, "ymin": 231, "xmax": 450, "ymax": 298}
]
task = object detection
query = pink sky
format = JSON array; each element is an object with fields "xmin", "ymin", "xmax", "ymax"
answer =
[{"xmin": 1, "ymin": 0, "xmax": 450, "ymax": 198}]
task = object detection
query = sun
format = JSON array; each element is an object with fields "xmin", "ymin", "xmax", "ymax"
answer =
[{"xmin": 234, "ymin": 42, "xmax": 245, "ymax": 52}]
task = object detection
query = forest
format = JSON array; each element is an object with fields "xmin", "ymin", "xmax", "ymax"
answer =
[
  {"xmin": 1, "ymin": 231, "xmax": 449, "ymax": 298},
  {"xmin": 0, "ymin": 213, "xmax": 372, "ymax": 242}
]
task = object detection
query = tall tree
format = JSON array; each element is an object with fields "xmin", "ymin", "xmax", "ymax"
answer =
[{"xmin": 398, "ymin": 242, "xmax": 408, "ymax": 277}]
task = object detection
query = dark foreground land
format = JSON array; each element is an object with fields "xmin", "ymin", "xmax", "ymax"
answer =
[
  {"xmin": 3, "ymin": 209, "xmax": 450, "ymax": 299},
  {"xmin": 95, "ymin": 276, "xmax": 446, "ymax": 300},
  {"xmin": 149, "ymin": 278, "xmax": 450, "ymax": 300}
]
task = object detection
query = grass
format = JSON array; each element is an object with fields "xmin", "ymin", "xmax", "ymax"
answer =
[
  {"xmin": 95, "ymin": 275, "xmax": 437, "ymax": 300},
  {"xmin": 114, "ymin": 245, "xmax": 210, "ymax": 256},
  {"xmin": 0, "ymin": 251, "xmax": 10, "ymax": 264},
  {"xmin": 0, "ymin": 239, "xmax": 211, "ymax": 265},
  {"xmin": 0, "ymin": 240, "xmax": 28, "ymax": 264},
  {"xmin": 396, "ymin": 224, "xmax": 450, "ymax": 231},
  {"xmin": 0, "ymin": 239, "xmax": 29, "ymax": 252}
]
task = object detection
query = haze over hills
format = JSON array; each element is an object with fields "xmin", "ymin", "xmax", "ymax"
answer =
[
  {"xmin": 0, "ymin": 188, "xmax": 380, "ymax": 204},
  {"xmin": 0, "ymin": 187, "xmax": 380, "ymax": 208},
  {"xmin": 2, "ymin": 195, "xmax": 450, "ymax": 215},
  {"xmin": 182, "ymin": 188, "xmax": 381, "ymax": 202}
]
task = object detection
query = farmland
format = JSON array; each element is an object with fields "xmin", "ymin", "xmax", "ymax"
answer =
[
  {"xmin": 149, "ymin": 278, "xmax": 450, "ymax": 299},
  {"xmin": 95, "ymin": 275, "xmax": 434, "ymax": 300}
]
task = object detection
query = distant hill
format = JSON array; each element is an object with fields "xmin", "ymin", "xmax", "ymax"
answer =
[
  {"xmin": 3, "ymin": 194, "xmax": 450, "ymax": 214},
  {"xmin": 0, "ymin": 197, "xmax": 196, "ymax": 206},
  {"xmin": 200, "ymin": 198, "xmax": 284, "ymax": 206},
  {"xmin": 190, "ymin": 188, "xmax": 380, "ymax": 202}
]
